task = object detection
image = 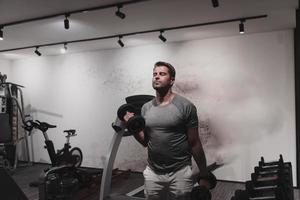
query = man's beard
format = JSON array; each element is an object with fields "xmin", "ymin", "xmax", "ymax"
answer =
[{"xmin": 152, "ymin": 81, "xmax": 171, "ymax": 91}]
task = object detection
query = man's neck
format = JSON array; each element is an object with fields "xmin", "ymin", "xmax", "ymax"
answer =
[{"xmin": 156, "ymin": 89, "xmax": 174, "ymax": 105}]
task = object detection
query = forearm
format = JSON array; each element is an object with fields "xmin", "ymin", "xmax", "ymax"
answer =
[
  {"xmin": 133, "ymin": 131, "xmax": 148, "ymax": 147},
  {"xmin": 192, "ymin": 142, "xmax": 213, "ymax": 189},
  {"xmin": 192, "ymin": 142, "xmax": 208, "ymax": 176},
  {"xmin": 122, "ymin": 110, "xmax": 148, "ymax": 147}
]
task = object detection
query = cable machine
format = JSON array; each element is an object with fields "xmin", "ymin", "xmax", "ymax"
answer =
[{"xmin": 0, "ymin": 72, "xmax": 31, "ymax": 171}]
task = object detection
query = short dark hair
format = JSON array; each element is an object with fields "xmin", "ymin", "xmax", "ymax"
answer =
[{"xmin": 154, "ymin": 61, "xmax": 176, "ymax": 78}]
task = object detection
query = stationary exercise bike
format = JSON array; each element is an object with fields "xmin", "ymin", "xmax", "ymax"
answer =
[
  {"xmin": 25, "ymin": 120, "xmax": 101, "ymax": 200},
  {"xmin": 25, "ymin": 120, "xmax": 82, "ymax": 168}
]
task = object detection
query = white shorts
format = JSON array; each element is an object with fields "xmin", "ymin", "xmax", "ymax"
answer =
[{"xmin": 143, "ymin": 165, "xmax": 194, "ymax": 200}]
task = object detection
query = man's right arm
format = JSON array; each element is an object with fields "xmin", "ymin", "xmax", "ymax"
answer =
[
  {"xmin": 123, "ymin": 110, "xmax": 148, "ymax": 147},
  {"xmin": 133, "ymin": 104, "xmax": 149, "ymax": 147},
  {"xmin": 133, "ymin": 131, "xmax": 148, "ymax": 147}
]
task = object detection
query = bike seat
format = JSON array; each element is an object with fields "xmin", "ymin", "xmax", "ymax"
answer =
[
  {"xmin": 63, "ymin": 129, "xmax": 76, "ymax": 136},
  {"xmin": 35, "ymin": 120, "xmax": 57, "ymax": 132}
]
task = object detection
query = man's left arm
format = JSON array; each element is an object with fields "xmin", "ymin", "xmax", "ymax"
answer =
[{"xmin": 187, "ymin": 127, "xmax": 211, "ymax": 189}]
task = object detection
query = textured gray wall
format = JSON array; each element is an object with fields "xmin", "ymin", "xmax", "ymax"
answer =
[{"xmin": 8, "ymin": 30, "xmax": 295, "ymax": 183}]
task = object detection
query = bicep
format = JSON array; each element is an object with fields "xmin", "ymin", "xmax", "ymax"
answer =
[{"xmin": 187, "ymin": 127, "xmax": 200, "ymax": 147}]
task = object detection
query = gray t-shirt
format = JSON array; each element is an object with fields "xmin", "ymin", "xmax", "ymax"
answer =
[{"xmin": 141, "ymin": 94, "xmax": 198, "ymax": 173}]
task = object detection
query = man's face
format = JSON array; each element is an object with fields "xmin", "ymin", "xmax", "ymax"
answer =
[{"xmin": 152, "ymin": 66, "xmax": 174, "ymax": 90}]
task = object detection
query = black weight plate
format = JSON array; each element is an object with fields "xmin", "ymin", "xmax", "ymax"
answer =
[
  {"xmin": 117, "ymin": 103, "xmax": 135, "ymax": 121},
  {"xmin": 127, "ymin": 115, "xmax": 145, "ymax": 134}
]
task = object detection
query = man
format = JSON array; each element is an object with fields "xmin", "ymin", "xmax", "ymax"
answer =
[{"xmin": 125, "ymin": 61, "xmax": 210, "ymax": 200}]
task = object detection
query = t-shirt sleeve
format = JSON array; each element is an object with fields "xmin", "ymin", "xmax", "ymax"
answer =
[
  {"xmin": 141, "ymin": 102, "xmax": 150, "ymax": 117},
  {"xmin": 185, "ymin": 103, "xmax": 198, "ymax": 128}
]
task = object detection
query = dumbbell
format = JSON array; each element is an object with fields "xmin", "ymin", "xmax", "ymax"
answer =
[
  {"xmin": 191, "ymin": 186, "xmax": 211, "ymax": 200},
  {"xmin": 191, "ymin": 172, "xmax": 217, "ymax": 200},
  {"xmin": 251, "ymin": 163, "xmax": 293, "ymax": 187},
  {"xmin": 259, "ymin": 155, "xmax": 284, "ymax": 168},
  {"xmin": 232, "ymin": 190, "xmax": 249, "ymax": 200},
  {"xmin": 117, "ymin": 103, "xmax": 145, "ymax": 134}
]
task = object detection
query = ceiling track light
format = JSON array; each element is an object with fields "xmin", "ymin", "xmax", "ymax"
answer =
[
  {"xmin": 0, "ymin": 15, "xmax": 267, "ymax": 54},
  {"xmin": 115, "ymin": 5, "xmax": 126, "ymax": 19},
  {"xmin": 64, "ymin": 14, "xmax": 70, "ymax": 30},
  {"xmin": 0, "ymin": 26, "xmax": 3, "ymax": 41},
  {"xmin": 1, "ymin": 0, "xmax": 148, "ymax": 28},
  {"xmin": 158, "ymin": 30, "xmax": 167, "ymax": 42},
  {"xmin": 118, "ymin": 36, "xmax": 124, "ymax": 47},
  {"xmin": 61, "ymin": 43, "xmax": 68, "ymax": 53},
  {"xmin": 211, "ymin": 0, "xmax": 219, "ymax": 7},
  {"xmin": 34, "ymin": 47, "xmax": 42, "ymax": 56},
  {"xmin": 239, "ymin": 19, "xmax": 245, "ymax": 34}
]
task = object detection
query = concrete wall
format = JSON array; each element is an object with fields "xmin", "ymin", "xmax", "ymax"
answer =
[{"xmin": 10, "ymin": 29, "xmax": 296, "ymax": 183}]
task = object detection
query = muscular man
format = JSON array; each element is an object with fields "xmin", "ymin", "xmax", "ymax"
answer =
[{"xmin": 126, "ymin": 61, "xmax": 210, "ymax": 200}]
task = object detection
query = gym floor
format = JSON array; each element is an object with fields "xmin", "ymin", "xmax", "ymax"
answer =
[{"xmin": 8, "ymin": 163, "xmax": 300, "ymax": 200}]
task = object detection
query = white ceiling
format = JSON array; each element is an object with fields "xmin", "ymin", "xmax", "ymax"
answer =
[{"xmin": 0, "ymin": 0, "xmax": 297, "ymax": 60}]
